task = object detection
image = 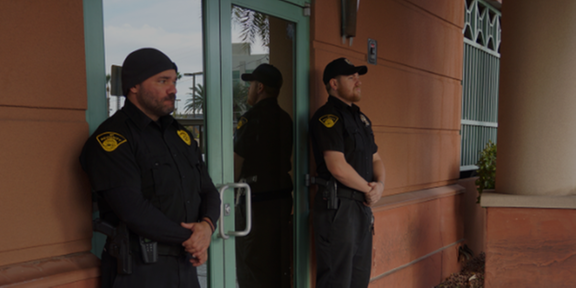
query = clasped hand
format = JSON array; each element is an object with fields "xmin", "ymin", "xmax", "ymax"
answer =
[
  {"xmin": 181, "ymin": 221, "xmax": 212, "ymax": 266},
  {"xmin": 364, "ymin": 181, "xmax": 384, "ymax": 206}
]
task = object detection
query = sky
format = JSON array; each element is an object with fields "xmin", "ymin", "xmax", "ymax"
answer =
[
  {"xmin": 102, "ymin": 0, "xmax": 267, "ymax": 114},
  {"xmin": 103, "ymin": 0, "xmax": 203, "ymax": 113}
]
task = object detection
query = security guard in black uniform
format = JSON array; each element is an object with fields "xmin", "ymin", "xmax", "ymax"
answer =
[
  {"xmin": 233, "ymin": 64, "xmax": 293, "ymax": 287},
  {"xmin": 80, "ymin": 48, "xmax": 220, "ymax": 288},
  {"xmin": 310, "ymin": 58, "xmax": 386, "ymax": 288}
]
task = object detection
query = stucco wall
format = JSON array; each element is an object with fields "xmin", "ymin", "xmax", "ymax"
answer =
[
  {"xmin": 311, "ymin": 0, "xmax": 463, "ymax": 196},
  {"xmin": 310, "ymin": 0, "xmax": 465, "ymax": 286},
  {"xmin": 0, "ymin": 0, "xmax": 98, "ymax": 286}
]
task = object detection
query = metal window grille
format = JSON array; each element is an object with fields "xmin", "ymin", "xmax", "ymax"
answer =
[{"xmin": 461, "ymin": 0, "xmax": 501, "ymax": 171}]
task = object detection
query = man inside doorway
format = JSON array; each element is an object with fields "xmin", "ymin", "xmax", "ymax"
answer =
[{"xmin": 234, "ymin": 63, "xmax": 294, "ymax": 287}]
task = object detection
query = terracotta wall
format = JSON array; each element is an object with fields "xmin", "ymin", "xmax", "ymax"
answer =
[
  {"xmin": 0, "ymin": 0, "xmax": 98, "ymax": 286},
  {"xmin": 458, "ymin": 177, "xmax": 486, "ymax": 256},
  {"xmin": 310, "ymin": 0, "xmax": 465, "ymax": 286},
  {"xmin": 311, "ymin": 0, "xmax": 463, "ymax": 196}
]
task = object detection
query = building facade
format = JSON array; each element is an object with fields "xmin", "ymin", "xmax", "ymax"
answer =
[{"xmin": 11, "ymin": 1, "xmax": 573, "ymax": 288}]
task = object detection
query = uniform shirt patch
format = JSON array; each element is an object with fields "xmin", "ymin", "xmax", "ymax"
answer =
[
  {"xmin": 97, "ymin": 132, "xmax": 127, "ymax": 152},
  {"xmin": 177, "ymin": 130, "xmax": 192, "ymax": 145},
  {"xmin": 319, "ymin": 114, "xmax": 339, "ymax": 128},
  {"xmin": 237, "ymin": 117, "xmax": 248, "ymax": 130},
  {"xmin": 360, "ymin": 114, "xmax": 370, "ymax": 127}
]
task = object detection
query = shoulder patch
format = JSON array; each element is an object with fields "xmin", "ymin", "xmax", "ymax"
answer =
[
  {"xmin": 319, "ymin": 114, "xmax": 339, "ymax": 128},
  {"xmin": 177, "ymin": 130, "xmax": 192, "ymax": 145},
  {"xmin": 237, "ymin": 117, "xmax": 248, "ymax": 130},
  {"xmin": 97, "ymin": 132, "xmax": 127, "ymax": 152}
]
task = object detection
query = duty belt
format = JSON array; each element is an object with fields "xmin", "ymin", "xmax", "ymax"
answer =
[
  {"xmin": 306, "ymin": 175, "xmax": 366, "ymax": 203},
  {"xmin": 127, "ymin": 236, "xmax": 185, "ymax": 257},
  {"xmin": 336, "ymin": 187, "xmax": 366, "ymax": 202}
]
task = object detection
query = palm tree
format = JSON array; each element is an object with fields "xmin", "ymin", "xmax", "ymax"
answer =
[
  {"xmin": 185, "ymin": 84, "xmax": 204, "ymax": 115},
  {"xmin": 232, "ymin": 6, "xmax": 269, "ymax": 49}
]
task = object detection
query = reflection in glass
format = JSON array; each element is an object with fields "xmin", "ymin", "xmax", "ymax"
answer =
[{"xmin": 232, "ymin": 6, "xmax": 295, "ymax": 288}]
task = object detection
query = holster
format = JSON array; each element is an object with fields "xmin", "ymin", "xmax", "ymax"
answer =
[
  {"xmin": 93, "ymin": 219, "xmax": 132, "ymax": 275},
  {"xmin": 306, "ymin": 175, "xmax": 339, "ymax": 210},
  {"xmin": 324, "ymin": 177, "xmax": 339, "ymax": 210}
]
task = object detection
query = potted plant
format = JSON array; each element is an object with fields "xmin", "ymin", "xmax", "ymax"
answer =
[{"xmin": 475, "ymin": 140, "xmax": 496, "ymax": 203}]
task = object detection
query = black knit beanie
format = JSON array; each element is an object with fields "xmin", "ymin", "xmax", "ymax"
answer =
[{"xmin": 121, "ymin": 48, "xmax": 178, "ymax": 96}]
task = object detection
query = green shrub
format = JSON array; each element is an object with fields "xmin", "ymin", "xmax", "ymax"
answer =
[{"xmin": 475, "ymin": 140, "xmax": 496, "ymax": 203}]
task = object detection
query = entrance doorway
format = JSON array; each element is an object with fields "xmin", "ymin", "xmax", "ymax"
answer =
[
  {"xmin": 88, "ymin": 1, "xmax": 310, "ymax": 287},
  {"xmin": 204, "ymin": 1, "xmax": 310, "ymax": 287}
]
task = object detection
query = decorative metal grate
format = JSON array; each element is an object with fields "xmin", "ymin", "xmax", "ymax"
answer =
[{"xmin": 460, "ymin": 0, "xmax": 501, "ymax": 172}]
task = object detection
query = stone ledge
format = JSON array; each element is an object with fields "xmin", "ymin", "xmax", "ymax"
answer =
[
  {"xmin": 0, "ymin": 252, "xmax": 100, "ymax": 287},
  {"xmin": 372, "ymin": 184, "xmax": 464, "ymax": 212},
  {"xmin": 481, "ymin": 192, "xmax": 576, "ymax": 209}
]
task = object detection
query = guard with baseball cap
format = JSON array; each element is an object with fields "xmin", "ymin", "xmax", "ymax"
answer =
[
  {"xmin": 80, "ymin": 48, "xmax": 220, "ymax": 288},
  {"xmin": 310, "ymin": 57, "xmax": 386, "ymax": 288},
  {"xmin": 234, "ymin": 63, "xmax": 294, "ymax": 287}
]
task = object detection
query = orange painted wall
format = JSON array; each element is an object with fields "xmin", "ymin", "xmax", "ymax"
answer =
[
  {"xmin": 370, "ymin": 187, "xmax": 464, "ymax": 287},
  {"xmin": 310, "ymin": 0, "xmax": 465, "ymax": 286},
  {"xmin": 0, "ymin": 0, "xmax": 98, "ymax": 286},
  {"xmin": 311, "ymin": 0, "xmax": 463, "ymax": 196}
]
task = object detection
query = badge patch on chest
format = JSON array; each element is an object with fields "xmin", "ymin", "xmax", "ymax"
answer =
[
  {"xmin": 96, "ymin": 132, "xmax": 127, "ymax": 152},
  {"xmin": 177, "ymin": 130, "xmax": 192, "ymax": 145},
  {"xmin": 360, "ymin": 114, "xmax": 370, "ymax": 127},
  {"xmin": 319, "ymin": 114, "xmax": 339, "ymax": 128},
  {"xmin": 237, "ymin": 117, "xmax": 248, "ymax": 130}
]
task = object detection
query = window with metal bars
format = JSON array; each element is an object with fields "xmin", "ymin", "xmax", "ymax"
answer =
[{"xmin": 460, "ymin": 0, "xmax": 501, "ymax": 176}]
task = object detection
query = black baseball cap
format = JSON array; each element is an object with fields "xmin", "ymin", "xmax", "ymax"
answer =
[
  {"xmin": 121, "ymin": 48, "xmax": 178, "ymax": 96},
  {"xmin": 322, "ymin": 57, "xmax": 367, "ymax": 85},
  {"xmin": 241, "ymin": 64, "xmax": 283, "ymax": 90}
]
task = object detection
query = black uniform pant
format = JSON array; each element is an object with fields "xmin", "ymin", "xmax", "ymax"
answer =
[
  {"xmin": 314, "ymin": 191, "xmax": 373, "ymax": 288},
  {"xmin": 100, "ymin": 249, "xmax": 200, "ymax": 288},
  {"xmin": 235, "ymin": 196, "xmax": 293, "ymax": 288}
]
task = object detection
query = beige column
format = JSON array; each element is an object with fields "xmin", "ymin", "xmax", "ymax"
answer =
[
  {"xmin": 495, "ymin": 1, "xmax": 576, "ymax": 197},
  {"xmin": 472, "ymin": 3, "xmax": 576, "ymax": 287}
]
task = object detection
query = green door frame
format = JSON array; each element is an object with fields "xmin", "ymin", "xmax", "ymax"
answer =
[
  {"xmin": 83, "ymin": 0, "xmax": 107, "ymax": 257},
  {"xmin": 83, "ymin": 0, "xmax": 107, "ymax": 134},
  {"xmin": 203, "ymin": 0, "xmax": 310, "ymax": 287}
]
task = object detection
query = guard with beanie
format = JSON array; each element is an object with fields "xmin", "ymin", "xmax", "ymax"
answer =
[
  {"xmin": 80, "ymin": 48, "xmax": 220, "ymax": 288},
  {"xmin": 310, "ymin": 57, "xmax": 386, "ymax": 288},
  {"xmin": 233, "ymin": 63, "xmax": 293, "ymax": 287}
]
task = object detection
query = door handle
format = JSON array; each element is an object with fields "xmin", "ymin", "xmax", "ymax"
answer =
[{"xmin": 217, "ymin": 183, "xmax": 252, "ymax": 240}]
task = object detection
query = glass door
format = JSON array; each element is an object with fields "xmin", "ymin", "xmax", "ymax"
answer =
[
  {"xmin": 203, "ymin": 0, "xmax": 310, "ymax": 287},
  {"xmin": 231, "ymin": 7, "xmax": 295, "ymax": 288}
]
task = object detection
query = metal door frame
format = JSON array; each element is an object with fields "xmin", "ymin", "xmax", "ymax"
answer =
[{"xmin": 203, "ymin": 0, "xmax": 310, "ymax": 287}]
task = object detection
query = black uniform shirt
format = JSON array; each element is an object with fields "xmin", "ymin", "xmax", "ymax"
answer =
[
  {"xmin": 81, "ymin": 99, "xmax": 220, "ymax": 244},
  {"xmin": 310, "ymin": 95, "xmax": 378, "ymax": 184},
  {"xmin": 234, "ymin": 97, "xmax": 293, "ymax": 193}
]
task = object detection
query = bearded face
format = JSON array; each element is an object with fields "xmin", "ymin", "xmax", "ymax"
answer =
[
  {"xmin": 333, "ymin": 73, "xmax": 362, "ymax": 103},
  {"xmin": 130, "ymin": 69, "xmax": 177, "ymax": 120}
]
